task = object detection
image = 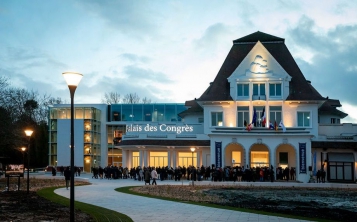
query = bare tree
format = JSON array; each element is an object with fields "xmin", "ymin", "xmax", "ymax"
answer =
[
  {"xmin": 101, "ymin": 92, "xmax": 121, "ymax": 104},
  {"xmin": 122, "ymin": 93, "xmax": 140, "ymax": 104},
  {"xmin": 0, "ymin": 76, "xmax": 9, "ymax": 90},
  {"xmin": 141, "ymin": 97, "xmax": 151, "ymax": 104}
]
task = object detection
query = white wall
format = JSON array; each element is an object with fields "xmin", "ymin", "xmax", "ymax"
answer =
[{"xmin": 57, "ymin": 119, "xmax": 84, "ymax": 167}]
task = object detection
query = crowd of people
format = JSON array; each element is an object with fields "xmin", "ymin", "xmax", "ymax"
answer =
[{"xmin": 88, "ymin": 165, "xmax": 299, "ymax": 183}]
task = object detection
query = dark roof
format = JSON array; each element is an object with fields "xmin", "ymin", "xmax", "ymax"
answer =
[
  {"xmin": 195, "ymin": 31, "xmax": 325, "ymax": 102},
  {"xmin": 233, "ymin": 31, "xmax": 284, "ymax": 43},
  {"xmin": 179, "ymin": 100, "xmax": 203, "ymax": 117},
  {"xmin": 319, "ymin": 99, "xmax": 348, "ymax": 118},
  {"xmin": 117, "ymin": 139, "xmax": 210, "ymax": 147}
]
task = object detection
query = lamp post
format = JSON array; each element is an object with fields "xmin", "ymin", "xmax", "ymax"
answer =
[
  {"xmin": 21, "ymin": 146, "xmax": 26, "ymax": 168},
  {"xmin": 63, "ymin": 72, "xmax": 83, "ymax": 222},
  {"xmin": 190, "ymin": 147, "xmax": 196, "ymax": 186},
  {"xmin": 21, "ymin": 147, "xmax": 26, "ymax": 185},
  {"xmin": 190, "ymin": 147, "xmax": 196, "ymax": 166},
  {"xmin": 24, "ymin": 130, "xmax": 33, "ymax": 194}
]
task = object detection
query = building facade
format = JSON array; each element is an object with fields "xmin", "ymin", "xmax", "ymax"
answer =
[{"xmin": 49, "ymin": 31, "xmax": 357, "ymax": 183}]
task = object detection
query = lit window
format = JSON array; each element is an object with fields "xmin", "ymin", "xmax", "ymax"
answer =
[
  {"xmin": 237, "ymin": 106, "xmax": 249, "ymax": 127},
  {"xmin": 269, "ymin": 106, "xmax": 282, "ymax": 125},
  {"xmin": 211, "ymin": 112, "xmax": 223, "ymax": 126},
  {"xmin": 297, "ymin": 112, "xmax": 310, "ymax": 127}
]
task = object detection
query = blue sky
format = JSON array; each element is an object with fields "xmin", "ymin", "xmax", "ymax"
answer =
[{"xmin": 1, "ymin": 0, "xmax": 357, "ymax": 122}]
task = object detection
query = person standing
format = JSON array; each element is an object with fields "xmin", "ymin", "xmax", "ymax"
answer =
[
  {"xmin": 64, "ymin": 166, "xmax": 70, "ymax": 190},
  {"xmin": 151, "ymin": 168, "xmax": 158, "ymax": 185},
  {"xmin": 144, "ymin": 168, "xmax": 151, "ymax": 185}
]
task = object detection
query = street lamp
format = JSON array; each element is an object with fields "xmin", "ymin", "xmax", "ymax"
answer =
[
  {"xmin": 190, "ymin": 147, "xmax": 196, "ymax": 166},
  {"xmin": 63, "ymin": 71, "xmax": 83, "ymax": 222},
  {"xmin": 190, "ymin": 147, "xmax": 196, "ymax": 186},
  {"xmin": 21, "ymin": 146, "xmax": 26, "ymax": 167},
  {"xmin": 24, "ymin": 129, "xmax": 33, "ymax": 194}
]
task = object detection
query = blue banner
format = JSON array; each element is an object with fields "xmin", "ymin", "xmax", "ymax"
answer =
[
  {"xmin": 299, "ymin": 143, "xmax": 307, "ymax": 174},
  {"xmin": 313, "ymin": 151, "xmax": 317, "ymax": 176},
  {"xmin": 215, "ymin": 141, "xmax": 222, "ymax": 168}
]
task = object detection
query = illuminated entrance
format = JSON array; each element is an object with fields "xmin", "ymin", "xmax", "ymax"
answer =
[
  {"xmin": 225, "ymin": 143, "xmax": 245, "ymax": 167},
  {"xmin": 250, "ymin": 144, "xmax": 269, "ymax": 167},
  {"xmin": 150, "ymin": 152, "xmax": 168, "ymax": 167},
  {"xmin": 276, "ymin": 144, "xmax": 296, "ymax": 169},
  {"xmin": 179, "ymin": 152, "xmax": 196, "ymax": 167}
]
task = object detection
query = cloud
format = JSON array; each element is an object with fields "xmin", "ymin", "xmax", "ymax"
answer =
[
  {"xmin": 193, "ymin": 23, "xmax": 231, "ymax": 51},
  {"xmin": 75, "ymin": 75, "xmax": 165, "ymax": 103},
  {"xmin": 78, "ymin": 1, "xmax": 161, "ymax": 37},
  {"xmin": 123, "ymin": 65, "xmax": 172, "ymax": 84},
  {"xmin": 288, "ymin": 17, "xmax": 357, "ymax": 108},
  {"xmin": 120, "ymin": 53, "xmax": 151, "ymax": 64}
]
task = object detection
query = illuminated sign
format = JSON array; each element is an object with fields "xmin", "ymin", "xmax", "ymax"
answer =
[{"xmin": 126, "ymin": 124, "xmax": 193, "ymax": 134}]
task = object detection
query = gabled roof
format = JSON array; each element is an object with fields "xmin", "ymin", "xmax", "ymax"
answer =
[
  {"xmin": 195, "ymin": 31, "xmax": 325, "ymax": 102},
  {"xmin": 233, "ymin": 31, "xmax": 284, "ymax": 43},
  {"xmin": 178, "ymin": 100, "xmax": 203, "ymax": 118},
  {"xmin": 319, "ymin": 99, "xmax": 348, "ymax": 118}
]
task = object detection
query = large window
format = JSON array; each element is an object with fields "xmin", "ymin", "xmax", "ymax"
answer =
[
  {"xmin": 279, "ymin": 152, "xmax": 288, "ymax": 168},
  {"xmin": 237, "ymin": 83, "xmax": 249, "ymax": 97},
  {"xmin": 254, "ymin": 106, "xmax": 265, "ymax": 127},
  {"xmin": 211, "ymin": 112, "xmax": 223, "ymax": 126},
  {"xmin": 122, "ymin": 104, "xmax": 132, "ymax": 121},
  {"xmin": 251, "ymin": 151, "xmax": 269, "ymax": 167},
  {"xmin": 110, "ymin": 104, "xmax": 186, "ymax": 122},
  {"xmin": 232, "ymin": 151, "xmax": 241, "ymax": 166},
  {"xmin": 269, "ymin": 106, "xmax": 282, "ymax": 125},
  {"xmin": 149, "ymin": 152, "xmax": 168, "ymax": 167},
  {"xmin": 179, "ymin": 152, "xmax": 197, "ymax": 167},
  {"xmin": 132, "ymin": 152, "xmax": 139, "ymax": 167},
  {"xmin": 237, "ymin": 106, "xmax": 249, "ymax": 127},
  {"xmin": 164, "ymin": 104, "xmax": 176, "ymax": 121},
  {"xmin": 132, "ymin": 104, "xmax": 143, "ymax": 121},
  {"xmin": 153, "ymin": 104, "xmax": 165, "ymax": 122},
  {"xmin": 297, "ymin": 112, "xmax": 310, "ymax": 127},
  {"xmin": 269, "ymin": 83, "xmax": 282, "ymax": 97},
  {"xmin": 253, "ymin": 83, "xmax": 265, "ymax": 96}
]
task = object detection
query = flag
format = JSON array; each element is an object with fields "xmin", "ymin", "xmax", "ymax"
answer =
[
  {"xmin": 269, "ymin": 122, "xmax": 274, "ymax": 129},
  {"xmin": 274, "ymin": 121, "xmax": 278, "ymax": 131},
  {"xmin": 246, "ymin": 123, "xmax": 253, "ymax": 131},
  {"xmin": 261, "ymin": 108, "xmax": 266, "ymax": 127},
  {"xmin": 279, "ymin": 120, "xmax": 286, "ymax": 132},
  {"xmin": 246, "ymin": 108, "xmax": 257, "ymax": 132},
  {"xmin": 252, "ymin": 108, "xmax": 257, "ymax": 125}
]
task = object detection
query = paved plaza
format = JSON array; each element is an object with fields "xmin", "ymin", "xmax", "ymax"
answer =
[{"xmin": 46, "ymin": 173, "xmax": 349, "ymax": 222}]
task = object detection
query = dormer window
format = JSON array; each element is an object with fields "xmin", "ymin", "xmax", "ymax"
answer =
[
  {"xmin": 237, "ymin": 83, "xmax": 249, "ymax": 97},
  {"xmin": 269, "ymin": 83, "xmax": 282, "ymax": 97},
  {"xmin": 252, "ymin": 83, "xmax": 266, "ymax": 100}
]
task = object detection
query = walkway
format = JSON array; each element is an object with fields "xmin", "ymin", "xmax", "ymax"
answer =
[{"xmin": 52, "ymin": 175, "xmax": 318, "ymax": 222}]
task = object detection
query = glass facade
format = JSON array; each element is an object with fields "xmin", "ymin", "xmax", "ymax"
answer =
[
  {"xmin": 110, "ymin": 104, "xmax": 186, "ymax": 122},
  {"xmin": 48, "ymin": 107, "xmax": 101, "ymax": 172}
]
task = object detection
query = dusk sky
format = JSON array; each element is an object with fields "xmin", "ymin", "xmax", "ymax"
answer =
[{"xmin": 1, "ymin": 1, "xmax": 357, "ymax": 123}]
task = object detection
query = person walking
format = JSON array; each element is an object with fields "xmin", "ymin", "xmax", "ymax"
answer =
[
  {"xmin": 64, "ymin": 166, "xmax": 70, "ymax": 190},
  {"xmin": 151, "ymin": 168, "xmax": 158, "ymax": 185}
]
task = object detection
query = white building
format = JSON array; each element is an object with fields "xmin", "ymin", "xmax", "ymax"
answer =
[{"xmin": 49, "ymin": 31, "xmax": 357, "ymax": 183}]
